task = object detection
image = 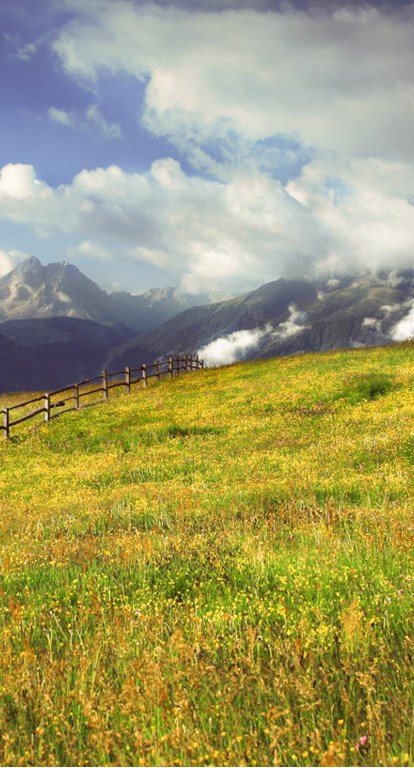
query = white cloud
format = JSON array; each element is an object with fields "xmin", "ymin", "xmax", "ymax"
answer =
[
  {"xmin": 0, "ymin": 249, "xmax": 30, "ymax": 278},
  {"xmin": 362, "ymin": 317, "xmax": 382, "ymax": 332},
  {"xmin": 85, "ymin": 104, "xmax": 122, "ymax": 139},
  {"xmin": 272, "ymin": 304, "xmax": 308, "ymax": 340},
  {"xmin": 197, "ymin": 326, "xmax": 271, "ymax": 367},
  {"xmin": 391, "ymin": 305, "xmax": 414, "ymax": 341},
  {"xmin": 67, "ymin": 239, "xmax": 112, "ymax": 260},
  {"xmin": 48, "ymin": 107, "xmax": 75, "ymax": 127},
  {"xmin": 28, "ymin": 0, "xmax": 413, "ymax": 291},
  {"xmin": 1, "ymin": 154, "xmax": 414, "ymax": 293},
  {"xmin": 129, "ymin": 246, "xmax": 170, "ymax": 269},
  {"xmin": 0, "ymin": 163, "xmax": 45, "ymax": 200},
  {"xmin": 54, "ymin": 2, "xmax": 414, "ymax": 163},
  {"xmin": 16, "ymin": 42, "xmax": 38, "ymax": 62}
]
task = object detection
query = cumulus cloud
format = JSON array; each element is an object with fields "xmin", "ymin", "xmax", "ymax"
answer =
[
  {"xmin": 1, "ymin": 154, "xmax": 414, "ymax": 292},
  {"xmin": 198, "ymin": 326, "xmax": 271, "ymax": 366},
  {"xmin": 0, "ymin": 160, "xmax": 328, "ymax": 292},
  {"xmin": 5, "ymin": 0, "xmax": 400, "ymax": 291}
]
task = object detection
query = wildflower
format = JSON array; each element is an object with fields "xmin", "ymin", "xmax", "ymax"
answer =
[{"xmin": 355, "ymin": 735, "xmax": 368, "ymax": 752}]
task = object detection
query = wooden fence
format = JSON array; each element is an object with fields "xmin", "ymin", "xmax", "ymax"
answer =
[{"xmin": 1, "ymin": 354, "xmax": 204, "ymax": 440}]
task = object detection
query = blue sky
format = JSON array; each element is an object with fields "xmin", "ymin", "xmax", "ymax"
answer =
[{"xmin": 1, "ymin": 0, "xmax": 414, "ymax": 293}]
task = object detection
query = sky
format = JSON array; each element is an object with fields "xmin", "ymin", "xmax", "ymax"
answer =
[{"xmin": 0, "ymin": 0, "xmax": 414, "ymax": 294}]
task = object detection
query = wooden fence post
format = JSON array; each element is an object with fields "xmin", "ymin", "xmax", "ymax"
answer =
[
  {"xmin": 142, "ymin": 364, "xmax": 147, "ymax": 388},
  {"xmin": 168, "ymin": 357, "xmax": 173, "ymax": 379},
  {"xmin": 125, "ymin": 366, "xmax": 131, "ymax": 394},
  {"xmin": 44, "ymin": 393, "xmax": 51, "ymax": 423},
  {"xmin": 155, "ymin": 360, "xmax": 160, "ymax": 382},
  {"xmin": 102, "ymin": 370, "xmax": 108, "ymax": 400},
  {"xmin": 74, "ymin": 383, "xmax": 80, "ymax": 410},
  {"xmin": 3, "ymin": 408, "xmax": 9, "ymax": 440}
]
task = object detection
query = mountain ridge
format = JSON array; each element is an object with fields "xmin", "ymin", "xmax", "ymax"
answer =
[
  {"xmin": 0, "ymin": 256, "xmax": 211, "ymax": 331},
  {"xmin": 104, "ymin": 270, "xmax": 414, "ymax": 369}
]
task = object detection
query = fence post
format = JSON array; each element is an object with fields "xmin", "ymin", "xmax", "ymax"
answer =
[
  {"xmin": 44, "ymin": 393, "xmax": 51, "ymax": 423},
  {"xmin": 74, "ymin": 383, "xmax": 80, "ymax": 410},
  {"xmin": 125, "ymin": 366, "xmax": 131, "ymax": 394},
  {"xmin": 155, "ymin": 360, "xmax": 160, "ymax": 382},
  {"xmin": 168, "ymin": 357, "xmax": 173, "ymax": 379},
  {"xmin": 142, "ymin": 364, "xmax": 147, "ymax": 388},
  {"xmin": 102, "ymin": 370, "xmax": 108, "ymax": 400},
  {"xmin": 3, "ymin": 408, "xmax": 9, "ymax": 440}
]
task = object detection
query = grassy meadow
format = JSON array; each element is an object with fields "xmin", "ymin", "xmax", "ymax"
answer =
[{"xmin": 0, "ymin": 344, "xmax": 414, "ymax": 766}]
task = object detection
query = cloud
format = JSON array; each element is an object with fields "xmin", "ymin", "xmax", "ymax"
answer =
[
  {"xmin": 53, "ymin": 2, "xmax": 414, "ymax": 163},
  {"xmin": 362, "ymin": 316, "xmax": 382, "ymax": 332},
  {"xmin": 0, "ymin": 249, "xmax": 30, "ymax": 278},
  {"xmin": 1, "ymin": 154, "xmax": 414, "ymax": 293},
  {"xmin": 390, "ymin": 305, "xmax": 414, "ymax": 341},
  {"xmin": 197, "ymin": 326, "xmax": 271, "ymax": 366},
  {"xmin": 48, "ymin": 107, "xmax": 75, "ymax": 127},
  {"xmin": 15, "ymin": 42, "xmax": 38, "ymax": 62},
  {"xmin": 272, "ymin": 304, "xmax": 308, "ymax": 339},
  {"xmin": 85, "ymin": 104, "xmax": 122, "ymax": 139},
  {"xmin": 0, "ymin": 160, "xmax": 328, "ymax": 292},
  {"xmin": 0, "ymin": 163, "xmax": 46, "ymax": 200},
  {"xmin": 33, "ymin": 0, "xmax": 414, "ymax": 290},
  {"xmin": 67, "ymin": 239, "xmax": 112, "ymax": 260}
]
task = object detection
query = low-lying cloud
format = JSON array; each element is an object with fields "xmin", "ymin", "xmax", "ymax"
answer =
[
  {"xmin": 197, "ymin": 326, "xmax": 271, "ymax": 367},
  {"xmin": 391, "ymin": 304, "xmax": 414, "ymax": 341},
  {"xmin": 272, "ymin": 304, "xmax": 308, "ymax": 340}
]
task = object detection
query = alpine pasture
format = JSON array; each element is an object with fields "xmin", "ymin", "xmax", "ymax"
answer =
[{"xmin": 0, "ymin": 344, "xmax": 413, "ymax": 766}]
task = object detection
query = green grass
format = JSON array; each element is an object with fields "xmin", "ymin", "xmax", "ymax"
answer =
[{"xmin": 0, "ymin": 344, "xmax": 414, "ymax": 766}]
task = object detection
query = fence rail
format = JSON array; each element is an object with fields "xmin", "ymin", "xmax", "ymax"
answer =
[{"xmin": 1, "ymin": 354, "xmax": 204, "ymax": 440}]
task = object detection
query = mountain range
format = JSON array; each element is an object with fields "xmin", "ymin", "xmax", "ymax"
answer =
[
  {"xmin": 1, "ymin": 256, "xmax": 414, "ymax": 393},
  {"xmin": 0, "ymin": 256, "xmax": 209, "ymax": 331},
  {"xmin": 105, "ymin": 270, "xmax": 414, "ymax": 369}
]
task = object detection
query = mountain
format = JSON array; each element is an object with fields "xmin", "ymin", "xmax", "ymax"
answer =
[
  {"xmin": 0, "ymin": 256, "xmax": 210, "ymax": 331},
  {"xmin": 104, "ymin": 271, "xmax": 414, "ymax": 369},
  {"xmin": 0, "ymin": 317, "xmax": 134, "ymax": 393}
]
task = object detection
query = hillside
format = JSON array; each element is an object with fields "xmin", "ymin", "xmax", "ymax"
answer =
[
  {"xmin": 0, "ymin": 345, "xmax": 414, "ymax": 766},
  {"xmin": 105, "ymin": 271, "xmax": 414, "ymax": 369}
]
